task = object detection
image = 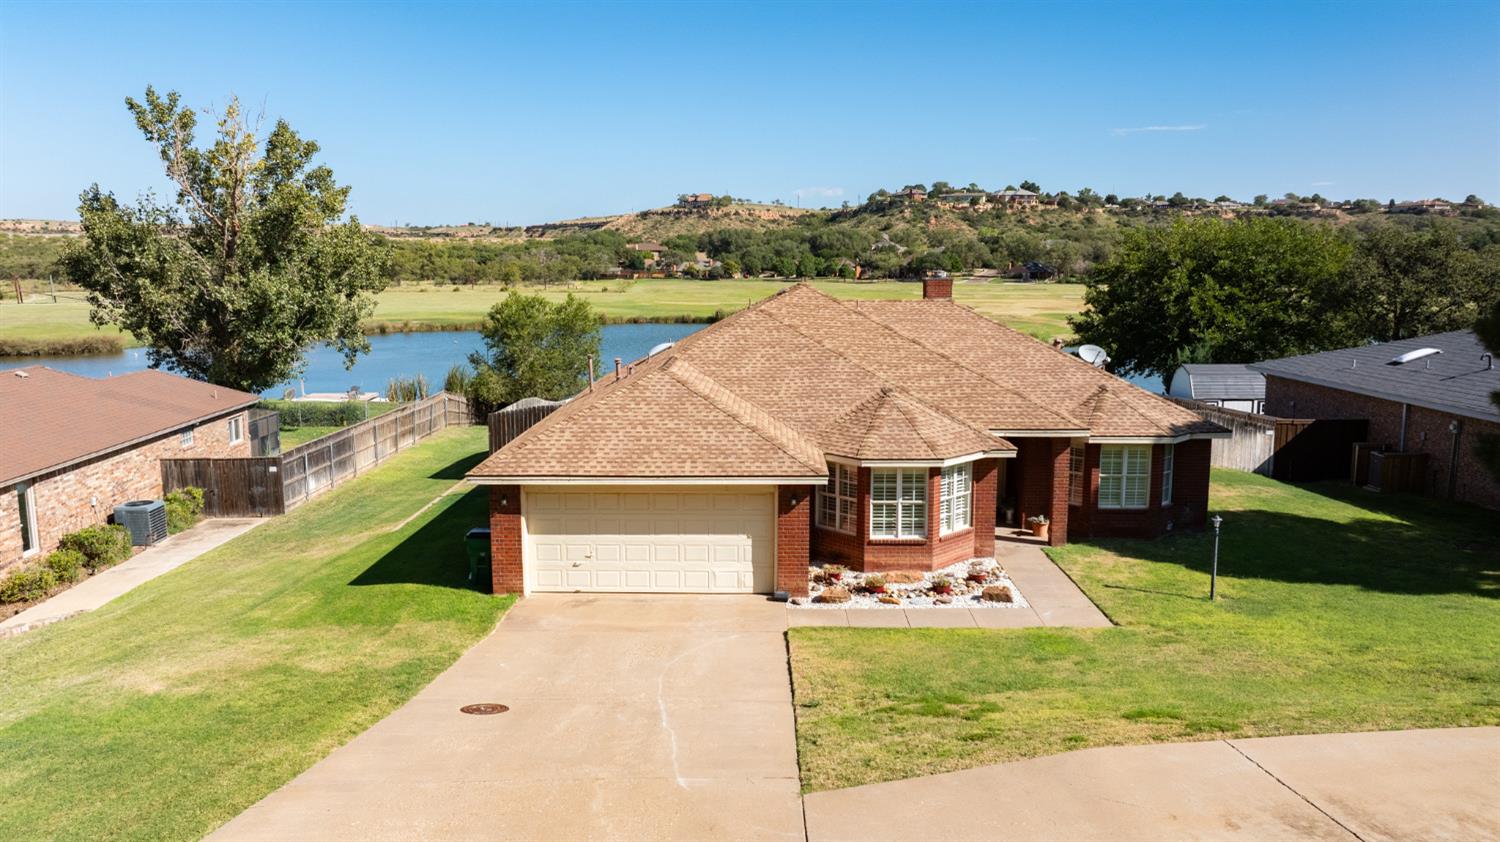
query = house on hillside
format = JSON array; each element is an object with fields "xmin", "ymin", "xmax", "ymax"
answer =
[
  {"xmin": 900, "ymin": 187, "xmax": 927, "ymax": 202},
  {"xmin": 677, "ymin": 193, "xmax": 715, "ymax": 209},
  {"xmin": 468, "ymin": 282, "xmax": 1227, "ymax": 598},
  {"xmin": 1389, "ymin": 199, "xmax": 1454, "ymax": 216},
  {"xmin": 1167, "ymin": 364, "xmax": 1266, "ymax": 413},
  {"xmin": 1252, "ymin": 331, "xmax": 1500, "ymax": 509},
  {"xmin": 0, "ymin": 367, "xmax": 260, "ymax": 571},
  {"xmin": 935, "ymin": 192, "xmax": 989, "ymax": 209},
  {"xmin": 991, "ymin": 189, "xmax": 1039, "ymax": 207}
]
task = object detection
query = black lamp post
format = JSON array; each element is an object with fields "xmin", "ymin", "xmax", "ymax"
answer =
[{"xmin": 1209, "ymin": 514, "xmax": 1223, "ymax": 601}]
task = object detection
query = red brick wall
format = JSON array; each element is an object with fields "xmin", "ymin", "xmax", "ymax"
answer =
[
  {"xmin": 1, "ymin": 409, "xmax": 250, "ymax": 572},
  {"xmin": 1265, "ymin": 376, "xmax": 1500, "ymax": 510},
  {"xmin": 488, "ymin": 485, "xmax": 523, "ymax": 595},
  {"xmin": 809, "ymin": 459, "xmax": 1001, "ymax": 572},
  {"xmin": 1075, "ymin": 439, "xmax": 1212, "ymax": 539},
  {"xmin": 776, "ymin": 485, "xmax": 811, "ymax": 597},
  {"xmin": 1015, "ymin": 438, "xmax": 1069, "ymax": 546}
]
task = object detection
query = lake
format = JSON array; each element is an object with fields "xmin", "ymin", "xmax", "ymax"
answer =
[
  {"xmin": 0, "ymin": 322, "xmax": 1164, "ymax": 396},
  {"xmin": 0, "ymin": 323, "xmax": 705, "ymax": 397}
]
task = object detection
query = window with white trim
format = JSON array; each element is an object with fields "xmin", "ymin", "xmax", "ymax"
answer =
[
  {"xmin": 1161, "ymin": 444, "xmax": 1175, "ymax": 505},
  {"xmin": 180, "ymin": 428, "xmax": 195, "ymax": 447},
  {"xmin": 817, "ymin": 463, "xmax": 857, "ymax": 533},
  {"xmin": 939, "ymin": 463, "xmax": 972, "ymax": 534},
  {"xmin": 1068, "ymin": 444, "xmax": 1085, "ymax": 506},
  {"xmin": 17, "ymin": 482, "xmax": 38, "ymax": 556},
  {"xmin": 227, "ymin": 416, "xmax": 243, "ymax": 444},
  {"xmin": 871, "ymin": 468, "xmax": 926, "ymax": 539},
  {"xmin": 1098, "ymin": 445, "xmax": 1150, "ymax": 509}
]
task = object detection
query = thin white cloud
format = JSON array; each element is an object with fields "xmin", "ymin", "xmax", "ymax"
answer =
[
  {"xmin": 1110, "ymin": 124, "xmax": 1206, "ymax": 136},
  {"xmin": 795, "ymin": 186, "xmax": 845, "ymax": 198}
]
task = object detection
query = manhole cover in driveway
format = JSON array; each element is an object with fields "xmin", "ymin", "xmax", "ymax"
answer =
[{"xmin": 460, "ymin": 703, "xmax": 510, "ymax": 715}]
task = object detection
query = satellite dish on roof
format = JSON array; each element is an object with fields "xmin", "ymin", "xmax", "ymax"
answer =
[
  {"xmin": 648, "ymin": 341, "xmax": 675, "ymax": 357},
  {"xmin": 1077, "ymin": 344, "xmax": 1111, "ymax": 368}
]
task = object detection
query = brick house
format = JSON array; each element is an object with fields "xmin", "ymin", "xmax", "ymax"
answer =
[
  {"xmin": 0, "ymin": 367, "xmax": 259, "ymax": 571},
  {"xmin": 1254, "ymin": 330, "xmax": 1500, "ymax": 510},
  {"xmin": 468, "ymin": 283, "xmax": 1225, "ymax": 598}
]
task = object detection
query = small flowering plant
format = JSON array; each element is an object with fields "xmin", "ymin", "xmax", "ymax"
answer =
[
  {"xmin": 822, "ymin": 564, "xmax": 846, "ymax": 583},
  {"xmin": 862, "ymin": 574, "xmax": 888, "ymax": 595},
  {"xmin": 1027, "ymin": 514, "xmax": 1050, "ymax": 526},
  {"xmin": 965, "ymin": 566, "xmax": 989, "ymax": 584},
  {"xmin": 929, "ymin": 576, "xmax": 954, "ymax": 595}
]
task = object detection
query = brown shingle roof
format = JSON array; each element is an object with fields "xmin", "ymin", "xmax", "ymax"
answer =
[
  {"xmin": 818, "ymin": 388, "xmax": 1014, "ymax": 461},
  {"xmin": 0, "ymin": 367, "xmax": 260, "ymax": 485},
  {"xmin": 469, "ymin": 284, "xmax": 1223, "ymax": 481}
]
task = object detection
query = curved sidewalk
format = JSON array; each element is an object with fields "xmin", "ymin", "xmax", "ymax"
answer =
[{"xmin": 804, "ymin": 727, "xmax": 1500, "ymax": 842}]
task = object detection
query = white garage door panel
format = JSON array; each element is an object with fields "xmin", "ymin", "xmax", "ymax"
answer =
[{"xmin": 526, "ymin": 488, "xmax": 774, "ymax": 593}]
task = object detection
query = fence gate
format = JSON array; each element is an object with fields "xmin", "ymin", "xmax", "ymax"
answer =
[
  {"xmin": 1271, "ymin": 419, "xmax": 1370, "ymax": 482},
  {"xmin": 162, "ymin": 457, "xmax": 286, "ymax": 517}
]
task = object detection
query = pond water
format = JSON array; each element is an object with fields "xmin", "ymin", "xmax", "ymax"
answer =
[
  {"xmin": 0, "ymin": 322, "xmax": 1164, "ymax": 396},
  {"xmin": 0, "ymin": 323, "xmax": 705, "ymax": 397}
]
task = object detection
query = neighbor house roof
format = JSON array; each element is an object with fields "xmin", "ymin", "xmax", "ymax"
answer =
[
  {"xmin": 1251, "ymin": 330, "xmax": 1500, "ymax": 423},
  {"xmin": 1173, "ymin": 364, "xmax": 1266, "ymax": 401},
  {"xmin": 0, "ymin": 367, "xmax": 260, "ymax": 486},
  {"xmin": 470, "ymin": 284, "xmax": 1222, "ymax": 483}
]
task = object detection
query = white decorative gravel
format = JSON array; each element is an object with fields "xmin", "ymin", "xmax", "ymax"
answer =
[{"xmin": 790, "ymin": 557, "xmax": 1030, "ymax": 609}]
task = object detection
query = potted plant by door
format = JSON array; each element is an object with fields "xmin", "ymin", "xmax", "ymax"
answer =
[{"xmin": 1027, "ymin": 514, "xmax": 1050, "ymax": 541}]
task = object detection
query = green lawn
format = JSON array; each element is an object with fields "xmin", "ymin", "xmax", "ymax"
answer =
[
  {"xmin": 0, "ymin": 427, "xmax": 511, "ymax": 841},
  {"xmin": 789, "ymin": 468, "xmax": 1500, "ymax": 792},
  {"xmin": 0, "ymin": 278, "xmax": 1085, "ymax": 351},
  {"xmin": 277, "ymin": 425, "xmax": 344, "ymax": 447}
]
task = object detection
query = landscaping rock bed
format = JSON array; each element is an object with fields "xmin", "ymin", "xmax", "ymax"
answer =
[{"xmin": 792, "ymin": 558, "xmax": 1029, "ymax": 609}]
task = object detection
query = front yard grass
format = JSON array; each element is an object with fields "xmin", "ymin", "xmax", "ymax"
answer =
[
  {"xmin": 0, "ymin": 427, "xmax": 511, "ymax": 841},
  {"xmin": 789, "ymin": 468, "xmax": 1500, "ymax": 792}
]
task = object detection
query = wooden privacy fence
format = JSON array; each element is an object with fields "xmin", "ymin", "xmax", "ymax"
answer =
[
  {"xmin": 1165, "ymin": 397, "xmax": 1370, "ymax": 482},
  {"xmin": 488, "ymin": 397, "xmax": 566, "ymax": 452},
  {"xmin": 161, "ymin": 457, "xmax": 285, "ymax": 517},
  {"xmin": 1270, "ymin": 418, "xmax": 1370, "ymax": 482},
  {"xmin": 163, "ymin": 392, "xmax": 472, "ymax": 516},
  {"xmin": 1163, "ymin": 397, "xmax": 1277, "ymax": 476},
  {"xmin": 279, "ymin": 392, "xmax": 472, "ymax": 508}
]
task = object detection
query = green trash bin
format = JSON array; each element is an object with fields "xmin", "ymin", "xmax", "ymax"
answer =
[{"xmin": 465, "ymin": 527, "xmax": 491, "ymax": 585}]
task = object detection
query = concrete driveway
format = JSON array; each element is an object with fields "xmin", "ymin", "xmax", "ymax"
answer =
[
  {"xmin": 804, "ymin": 727, "xmax": 1500, "ymax": 842},
  {"xmin": 212, "ymin": 595, "xmax": 802, "ymax": 841}
]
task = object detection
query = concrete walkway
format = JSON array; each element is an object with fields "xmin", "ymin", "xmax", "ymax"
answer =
[
  {"xmin": 789, "ymin": 536, "xmax": 1111, "ymax": 629},
  {"xmin": 804, "ymin": 727, "xmax": 1500, "ymax": 842},
  {"xmin": 211, "ymin": 595, "xmax": 803, "ymax": 841},
  {"xmin": 0, "ymin": 518, "xmax": 261, "ymax": 636}
]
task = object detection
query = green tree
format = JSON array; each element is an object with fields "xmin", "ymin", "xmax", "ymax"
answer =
[
  {"xmin": 1019, "ymin": 180, "xmax": 1041, "ymax": 193},
  {"xmin": 1344, "ymin": 222, "xmax": 1500, "ymax": 341},
  {"xmin": 468, "ymin": 291, "xmax": 601, "ymax": 405},
  {"xmin": 1070, "ymin": 217, "xmax": 1356, "ymax": 377},
  {"xmin": 61, "ymin": 87, "xmax": 388, "ymax": 391}
]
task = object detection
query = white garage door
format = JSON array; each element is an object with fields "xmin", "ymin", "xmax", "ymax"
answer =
[{"xmin": 525, "ymin": 487, "xmax": 775, "ymax": 593}]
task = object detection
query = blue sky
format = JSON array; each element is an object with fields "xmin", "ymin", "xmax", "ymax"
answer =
[{"xmin": 2, "ymin": 1, "xmax": 1497, "ymax": 225}]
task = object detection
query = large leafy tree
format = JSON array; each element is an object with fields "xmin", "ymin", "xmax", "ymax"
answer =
[
  {"xmin": 468, "ymin": 291, "xmax": 601, "ymax": 406},
  {"xmin": 1343, "ymin": 222, "xmax": 1500, "ymax": 342},
  {"xmin": 1070, "ymin": 217, "xmax": 1356, "ymax": 377},
  {"xmin": 62, "ymin": 87, "xmax": 389, "ymax": 392}
]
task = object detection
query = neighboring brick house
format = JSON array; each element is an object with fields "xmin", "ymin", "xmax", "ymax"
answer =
[
  {"xmin": 1254, "ymin": 330, "xmax": 1500, "ymax": 510},
  {"xmin": 0, "ymin": 367, "xmax": 258, "ymax": 571},
  {"xmin": 468, "ymin": 283, "xmax": 1226, "ymax": 598}
]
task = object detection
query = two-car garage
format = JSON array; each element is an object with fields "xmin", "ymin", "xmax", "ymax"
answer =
[{"xmin": 523, "ymin": 486, "xmax": 776, "ymax": 594}]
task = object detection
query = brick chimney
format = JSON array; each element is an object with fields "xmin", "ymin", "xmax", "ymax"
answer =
[{"xmin": 922, "ymin": 277, "xmax": 953, "ymax": 299}]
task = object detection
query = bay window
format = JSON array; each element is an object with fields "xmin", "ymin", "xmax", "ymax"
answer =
[
  {"xmin": 871, "ymin": 468, "xmax": 926, "ymax": 539},
  {"xmin": 939, "ymin": 463, "xmax": 972, "ymax": 534},
  {"xmin": 817, "ymin": 462, "xmax": 857, "ymax": 533},
  {"xmin": 1098, "ymin": 445, "xmax": 1150, "ymax": 509}
]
